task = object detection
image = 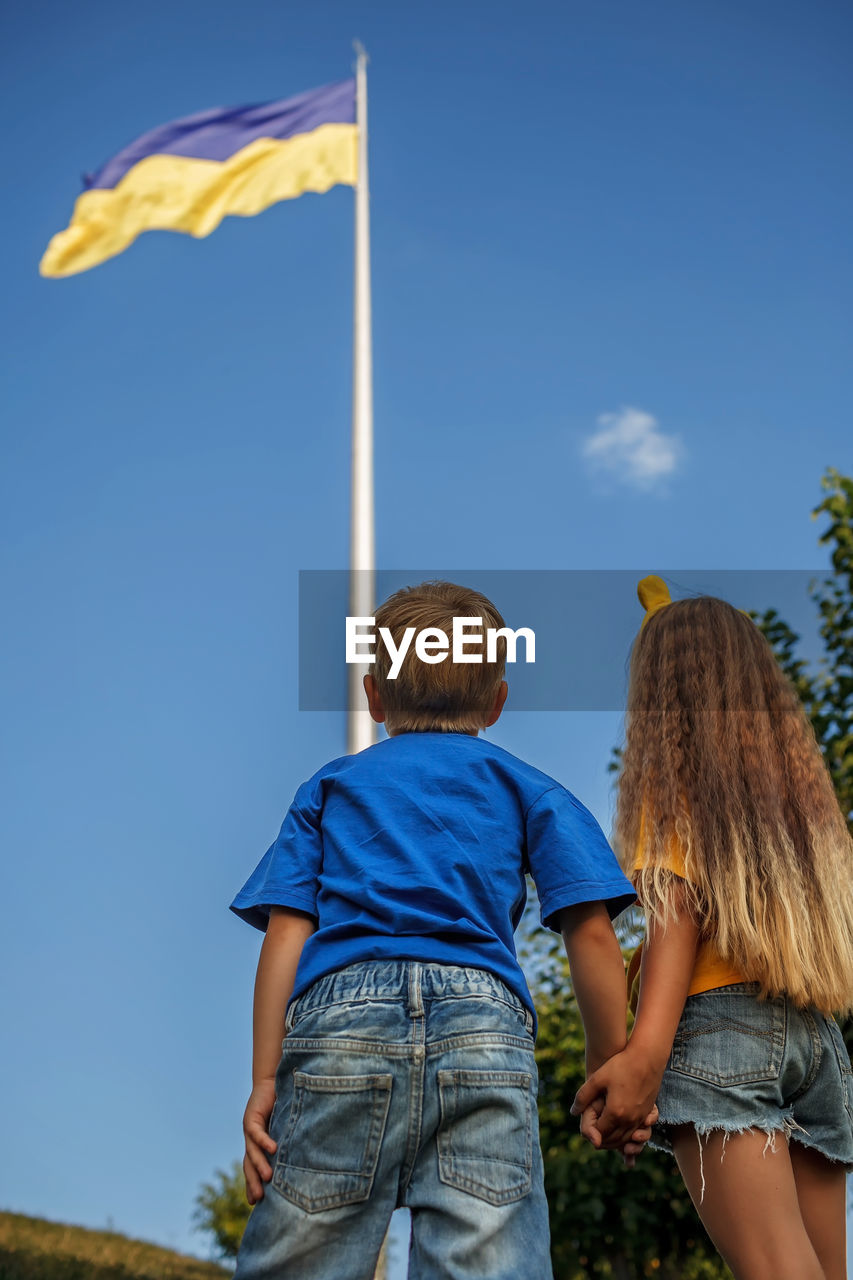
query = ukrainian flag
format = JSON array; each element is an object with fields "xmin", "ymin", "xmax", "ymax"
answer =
[{"xmin": 40, "ymin": 79, "xmax": 357, "ymax": 278}]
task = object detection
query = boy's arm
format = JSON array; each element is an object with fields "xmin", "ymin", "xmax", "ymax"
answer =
[
  {"xmin": 243, "ymin": 906, "xmax": 316, "ymax": 1205},
  {"xmin": 560, "ymin": 903, "xmax": 656, "ymax": 1164},
  {"xmin": 558, "ymin": 901, "xmax": 629, "ymax": 1073},
  {"xmin": 571, "ymin": 881, "xmax": 700, "ymax": 1148}
]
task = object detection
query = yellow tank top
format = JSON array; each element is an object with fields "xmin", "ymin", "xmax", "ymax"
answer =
[{"xmin": 629, "ymin": 810, "xmax": 744, "ymax": 1009}]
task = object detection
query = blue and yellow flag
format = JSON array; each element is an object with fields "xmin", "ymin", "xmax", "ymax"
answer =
[{"xmin": 40, "ymin": 79, "xmax": 357, "ymax": 278}]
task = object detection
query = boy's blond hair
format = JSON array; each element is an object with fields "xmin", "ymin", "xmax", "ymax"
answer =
[{"xmin": 371, "ymin": 580, "xmax": 507, "ymax": 734}]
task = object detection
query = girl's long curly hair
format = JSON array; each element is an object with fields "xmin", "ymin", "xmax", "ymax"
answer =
[{"xmin": 615, "ymin": 594, "xmax": 853, "ymax": 1013}]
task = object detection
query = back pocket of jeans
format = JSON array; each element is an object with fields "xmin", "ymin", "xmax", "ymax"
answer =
[
  {"xmin": 669, "ymin": 991, "xmax": 784, "ymax": 1086},
  {"xmin": 273, "ymin": 1071, "xmax": 393, "ymax": 1212},
  {"xmin": 437, "ymin": 1069, "xmax": 532, "ymax": 1206}
]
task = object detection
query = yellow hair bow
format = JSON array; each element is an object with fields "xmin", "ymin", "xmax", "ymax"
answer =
[
  {"xmin": 638, "ymin": 575, "xmax": 671, "ymax": 628},
  {"xmin": 638, "ymin": 576, "xmax": 754, "ymax": 627}
]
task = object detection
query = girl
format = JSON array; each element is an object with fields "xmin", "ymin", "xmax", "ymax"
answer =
[{"xmin": 573, "ymin": 576, "xmax": 853, "ymax": 1280}]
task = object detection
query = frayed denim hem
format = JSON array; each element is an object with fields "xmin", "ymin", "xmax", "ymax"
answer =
[{"xmin": 649, "ymin": 1117, "xmax": 814, "ymax": 1202}]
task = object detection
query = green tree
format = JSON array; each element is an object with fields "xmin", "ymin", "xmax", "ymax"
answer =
[{"xmin": 193, "ymin": 1160, "xmax": 251, "ymax": 1260}]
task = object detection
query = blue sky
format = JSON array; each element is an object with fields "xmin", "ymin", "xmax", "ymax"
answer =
[{"xmin": 2, "ymin": 0, "xmax": 852, "ymax": 1272}]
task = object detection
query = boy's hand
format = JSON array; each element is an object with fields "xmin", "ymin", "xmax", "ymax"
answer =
[
  {"xmin": 571, "ymin": 1045, "xmax": 664, "ymax": 1150},
  {"xmin": 242, "ymin": 1077, "xmax": 278, "ymax": 1205},
  {"xmin": 579, "ymin": 1095, "xmax": 657, "ymax": 1168},
  {"xmin": 620, "ymin": 1106, "xmax": 658, "ymax": 1168}
]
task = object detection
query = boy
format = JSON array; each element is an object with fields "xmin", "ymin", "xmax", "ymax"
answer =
[{"xmin": 230, "ymin": 581, "xmax": 645, "ymax": 1280}]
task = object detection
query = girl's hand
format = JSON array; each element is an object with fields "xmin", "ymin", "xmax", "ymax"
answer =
[{"xmin": 242, "ymin": 1077, "xmax": 278, "ymax": 1204}]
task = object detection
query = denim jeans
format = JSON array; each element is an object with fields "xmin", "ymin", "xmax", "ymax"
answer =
[
  {"xmin": 234, "ymin": 960, "xmax": 554, "ymax": 1280},
  {"xmin": 651, "ymin": 983, "xmax": 853, "ymax": 1168}
]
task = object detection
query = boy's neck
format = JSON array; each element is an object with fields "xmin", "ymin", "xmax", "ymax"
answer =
[{"xmin": 386, "ymin": 728, "xmax": 482, "ymax": 738}]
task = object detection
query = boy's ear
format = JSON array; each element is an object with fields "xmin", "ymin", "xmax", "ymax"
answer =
[
  {"xmin": 484, "ymin": 680, "xmax": 508, "ymax": 728},
  {"xmin": 363, "ymin": 673, "xmax": 386, "ymax": 724}
]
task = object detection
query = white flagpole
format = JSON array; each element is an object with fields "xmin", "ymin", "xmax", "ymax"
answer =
[{"xmin": 347, "ymin": 42, "xmax": 377, "ymax": 754}]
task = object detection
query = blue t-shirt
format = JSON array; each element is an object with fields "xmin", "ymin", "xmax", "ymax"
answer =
[{"xmin": 230, "ymin": 732, "xmax": 635, "ymax": 1027}]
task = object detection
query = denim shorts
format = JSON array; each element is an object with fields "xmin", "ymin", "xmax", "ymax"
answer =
[
  {"xmin": 234, "ymin": 960, "xmax": 554, "ymax": 1280},
  {"xmin": 650, "ymin": 982, "xmax": 853, "ymax": 1169}
]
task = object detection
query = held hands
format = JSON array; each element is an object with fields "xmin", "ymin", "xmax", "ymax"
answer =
[
  {"xmin": 577, "ymin": 1096, "xmax": 658, "ymax": 1168},
  {"xmin": 572, "ymin": 1046, "xmax": 664, "ymax": 1163},
  {"xmin": 242, "ymin": 1077, "xmax": 278, "ymax": 1205}
]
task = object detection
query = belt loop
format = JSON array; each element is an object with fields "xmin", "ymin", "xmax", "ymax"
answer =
[{"xmin": 408, "ymin": 962, "xmax": 424, "ymax": 1017}]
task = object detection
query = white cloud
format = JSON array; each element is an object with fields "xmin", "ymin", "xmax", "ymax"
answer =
[{"xmin": 582, "ymin": 406, "xmax": 682, "ymax": 490}]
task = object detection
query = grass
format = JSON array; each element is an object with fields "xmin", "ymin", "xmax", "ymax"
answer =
[{"xmin": 0, "ymin": 1211, "xmax": 231, "ymax": 1280}]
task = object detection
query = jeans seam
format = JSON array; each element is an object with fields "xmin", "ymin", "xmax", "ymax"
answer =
[
  {"xmin": 798, "ymin": 1007, "xmax": 823, "ymax": 1095},
  {"xmin": 399, "ymin": 965, "xmax": 426, "ymax": 1196},
  {"xmin": 281, "ymin": 1033, "xmax": 534, "ymax": 1057}
]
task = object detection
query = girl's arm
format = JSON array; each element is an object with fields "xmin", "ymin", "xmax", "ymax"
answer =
[
  {"xmin": 571, "ymin": 880, "xmax": 700, "ymax": 1148},
  {"xmin": 242, "ymin": 906, "xmax": 316, "ymax": 1204},
  {"xmin": 628, "ymin": 883, "xmax": 701, "ymax": 1074}
]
